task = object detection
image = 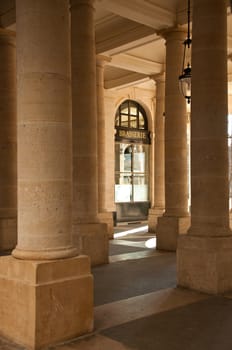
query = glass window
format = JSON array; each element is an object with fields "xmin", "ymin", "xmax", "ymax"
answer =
[
  {"xmin": 121, "ymin": 115, "xmax": 129, "ymax": 127},
  {"xmin": 115, "ymin": 173, "xmax": 132, "ymax": 202},
  {"xmin": 115, "ymin": 100, "xmax": 149, "ymax": 203},
  {"xmin": 130, "ymin": 115, "xmax": 137, "ymax": 128},
  {"xmin": 124, "ymin": 146, "xmax": 132, "ymax": 172},
  {"xmin": 139, "ymin": 112, "xmax": 145, "ymax": 129},
  {"xmin": 133, "ymin": 175, "xmax": 149, "ymax": 202},
  {"xmin": 115, "ymin": 100, "xmax": 147, "ymax": 130},
  {"xmin": 130, "ymin": 106, "xmax": 137, "ymax": 116},
  {"xmin": 115, "ymin": 142, "xmax": 149, "ymax": 203}
]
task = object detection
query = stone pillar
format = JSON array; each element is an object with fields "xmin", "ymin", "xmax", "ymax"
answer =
[
  {"xmin": 148, "ymin": 73, "xmax": 165, "ymax": 232},
  {"xmin": 96, "ymin": 55, "xmax": 114, "ymax": 239},
  {"xmin": 0, "ymin": 1, "xmax": 93, "ymax": 348},
  {"xmin": 177, "ymin": 0, "xmax": 232, "ymax": 294},
  {"xmin": 70, "ymin": 0, "xmax": 108, "ymax": 265},
  {"xmin": 0, "ymin": 28, "xmax": 17, "ymax": 251},
  {"xmin": 156, "ymin": 28, "xmax": 190, "ymax": 251}
]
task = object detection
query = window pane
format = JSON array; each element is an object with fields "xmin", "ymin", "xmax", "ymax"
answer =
[
  {"xmin": 130, "ymin": 106, "xmax": 137, "ymax": 116},
  {"xmin": 115, "ymin": 173, "xmax": 132, "ymax": 202},
  {"xmin": 121, "ymin": 115, "xmax": 129, "ymax": 127},
  {"xmin": 133, "ymin": 175, "xmax": 149, "ymax": 201},
  {"xmin": 116, "ymin": 143, "xmax": 132, "ymax": 172},
  {"xmin": 130, "ymin": 116, "xmax": 137, "ymax": 128},
  {"xmin": 124, "ymin": 148, "xmax": 132, "ymax": 172},
  {"xmin": 121, "ymin": 101, "xmax": 129, "ymax": 114},
  {"xmin": 133, "ymin": 144, "xmax": 145, "ymax": 172},
  {"xmin": 139, "ymin": 112, "xmax": 145, "ymax": 129}
]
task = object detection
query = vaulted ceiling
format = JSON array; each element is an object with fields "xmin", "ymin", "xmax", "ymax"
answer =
[{"xmin": 1, "ymin": 0, "xmax": 232, "ymax": 91}]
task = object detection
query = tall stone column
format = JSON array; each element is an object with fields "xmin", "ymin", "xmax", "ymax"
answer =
[
  {"xmin": 0, "ymin": 28, "xmax": 17, "ymax": 251},
  {"xmin": 96, "ymin": 55, "xmax": 114, "ymax": 239},
  {"xmin": 70, "ymin": 0, "xmax": 108, "ymax": 265},
  {"xmin": 156, "ymin": 28, "xmax": 190, "ymax": 251},
  {"xmin": 148, "ymin": 73, "xmax": 165, "ymax": 232},
  {"xmin": 0, "ymin": 1, "xmax": 93, "ymax": 348},
  {"xmin": 177, "ymin": 0, "xmax": 232, "ymax": 294}
]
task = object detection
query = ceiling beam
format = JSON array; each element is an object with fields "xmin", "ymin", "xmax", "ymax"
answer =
[
  {"xmin": 96, "ymin": 0, "xmax": 175, "ymax": 30},
  {"xmin": 109, "ymin": 53, "xmax": 163, "ymax": 75},
  {"xmin": 105, "ymin": 72, "xmax": 149, "ymax": 89},
  {"xmin": 96, "ymin": 21, "xmax": 157, "ymax": 55}
]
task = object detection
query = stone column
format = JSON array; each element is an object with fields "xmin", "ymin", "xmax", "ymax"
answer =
[
  {"xmin": 177, "ymin": 0, "xmax": 232, "ymax": 294},
  {"xmin": 156, "ymin": 28, "xmax": 190, "ymax": 251},
  {"xmin": 0, "ymin": 28, "xmax": 17, "ymax": 251},
  {"xmin": 148, "ymin": 73, "xmax": 165, "ymax": 232},
  {"xmin": 70, "ymin": 0, "xmax": 108, "ymax": 265},
  {"xmin": 0, "ymin": 1, "xmax": 93, "ymax": 348},
  {"xmin": 96, "ymin": 55, "xmax": 114, "ymax": 239}
]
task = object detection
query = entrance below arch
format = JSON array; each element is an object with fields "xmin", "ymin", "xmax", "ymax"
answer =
[{"xmin": 114, "ymin": 100, "xmax": 150, "ymax": 223}]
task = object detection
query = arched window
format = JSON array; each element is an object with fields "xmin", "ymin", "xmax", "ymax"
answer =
[
  {"xmin": 115, "ymin": 100, "xmax": 148, "ymax": 130},
  {"xmin": 114, "ymin": 100, "xmax": 150, "ymax": 222}
]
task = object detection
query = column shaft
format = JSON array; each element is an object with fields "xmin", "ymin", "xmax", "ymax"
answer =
[
  {"xmin": 13, "ymin": 0, "xmax": 77, "ymax": 260},
  {"xmin": 190, "ymin": 0, "xmax": 229, "ymax": 236},
  {"xmin": 148, "ymin": 74, "xmax": 165, "ymax": 232},
  {"xmin": 177, "ymin": 0, "xmax": 232, "ymax": 294},
  {"xmin": 96, "ymin": 55, "xmax": 114, "ymax": 238},
  {"xmin": 156, "ymin": 29, "xmax": 190, "ymax": 250},
  {"xmin": 0, "ymin": 2, "xmax": 93, "ymax": 348},
  {"xmin": 0, "ymin": 29, "xmax": 17, "ymax": 250},
  {"xmin": 164, "ymin": 29, "xmax": 189, "ymax": 217},
  {"xmin": 154, "ymin": 75, "xmax": 165, "ymax": 209},
  {"xmin": 71, "ymin": 0, "xmax": 108, "ymax": 265},
  {"xmin": 71, "ymin": 0, "xmax": 98, "ymax": 223}
]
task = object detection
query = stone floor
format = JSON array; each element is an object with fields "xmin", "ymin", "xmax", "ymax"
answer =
[{"xmin": 1, "ymin": 223, "xmax": 232, "ymax": 349}]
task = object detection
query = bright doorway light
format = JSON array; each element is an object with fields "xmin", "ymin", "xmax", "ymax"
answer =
[
  {"xmin": 145, "ymin": 237, "xmax": 156, "ymax": 248},
  {"xmin": 114, "ymin": 225, "xmax": 148, "ymax": 239}
]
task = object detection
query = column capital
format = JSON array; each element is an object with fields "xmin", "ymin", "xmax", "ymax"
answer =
[
  {"xmin": 158, "ymin": 26, "xmax": 186, "ymax": 42},
  {"xmin": 96, "ymin": 54, "xmax": 112, "ymax": 67},
  {"xmin": 70, "ymin": 0, "xmax": 95, "ymax": 10},
  {"xmin": 150, "ymin": 72, "xmax": 165, "ymax": 84}
]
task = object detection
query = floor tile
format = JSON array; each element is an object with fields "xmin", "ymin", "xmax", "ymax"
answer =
[{"xmin": 94, "ymin": 287, "xmax": 210, "ymax": 331}]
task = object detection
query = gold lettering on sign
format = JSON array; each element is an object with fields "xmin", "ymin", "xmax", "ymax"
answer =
[{"xmin": 118, "ymin": 129, "xmax": 146, "ymax": 139}]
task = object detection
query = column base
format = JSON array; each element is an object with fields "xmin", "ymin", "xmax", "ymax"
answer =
[
  {"xmin": 148, "ymin": 207, "xmax": 164, "ymax": 233},
  {"xmin": 98, "ymin": 212, "xmax": 114, "ymax": 239},
  {"xmin": 177, "ymin": 235, "xmax": 232, "ymax": 294},
  {"xmin": 73, "ymin": 223, "xmax": 109, "ymax": 266},
  {"xmin": 0, "ymin": 217, "xmax": 17, "ymax": 251},
  {"xmin": 156, "ymin": 215, "xmax": 190, "ymax": 251},
  {"xmin": 0, "ymin": 255, "xmax": 93, "ymax": 349}
]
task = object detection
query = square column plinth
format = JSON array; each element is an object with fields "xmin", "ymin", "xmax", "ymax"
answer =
[
  {"xmin": 73, "ymin": 223, "xmax": 109, "ymax": 266},
  {"xmin": 148, "ymin": 207, "xmax": 164, "ymax": 233},
  {"xmin": 156, "ymin": 216, "xmax": 190, "ymax": 251},
  {"xmin": 0, "ymin": 255, "xmax": 93, "ymax": 349},
  {"xmin": 98, "ymin": 212, "xmax": 114, "ymax": 239},
  {"xmin": 177, "ymin": 235, "xmax": 232, "ymax": 294}
]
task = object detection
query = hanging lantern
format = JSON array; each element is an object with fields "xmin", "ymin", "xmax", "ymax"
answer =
[{"xmin": 179, "ymin": 0, "xmax": 192, "ymax": 104}]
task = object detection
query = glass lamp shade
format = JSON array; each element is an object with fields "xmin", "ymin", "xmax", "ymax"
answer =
[{"xmin": 179, "ymin": 65, "xmax": 191, "ymax": 104}]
